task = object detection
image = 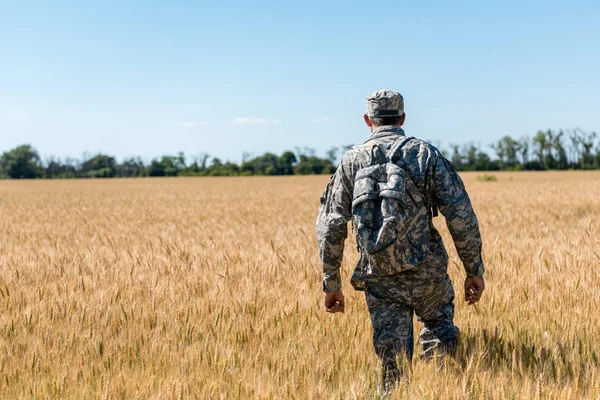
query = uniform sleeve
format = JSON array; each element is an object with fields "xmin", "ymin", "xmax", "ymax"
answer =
[
  {"xmin": 431, "ymin": 154, "xmax": 485, "ymax": 277},
  {"xmin": 316, "ymin": 162, "xmax": 354, "ymax": 292}
]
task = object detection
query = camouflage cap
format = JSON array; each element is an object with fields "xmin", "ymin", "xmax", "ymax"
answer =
[{"xmin": 366, "ymin": 89, "xmax": 404, "ymax": 117}]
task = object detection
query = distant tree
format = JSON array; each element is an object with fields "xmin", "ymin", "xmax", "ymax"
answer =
[
  {"xmin": 203, "ymin": 158, "xmax": 239, "ymax": 176},
  {"xmin": 148, "ymin": 160, "xmax": 166, "ymax": 176},
  {"xmin": 240, "ymin": 153, "xmax": 280, "ymax": 175},
  {"xmin": 279, "ymin": 151, "xmax": 297, "ymax": 175},
  {"xmin": 44, "ymin": 157, "xmax": 61, "ymax": 179},
  {"xmin": 175, "ymin": 151, "xmax": 186, "ymax": 170},
  {"xmin": 182, "ymin": 153, "xmax": 211, "ymax": 175},
  {"xmin": 164, "ymin": 156, "xmax": 182, "ymax": 176},
  {"xmin": 116, "ymin": 157, "xmax": 145, "ymax": 177},
  {"xmin": 294, "ymin": 155, "xmax": 335, "ymax": 175},
  {"xmin": 450, "ymin": 144, "xmax": 463, "ymax": 170},
  {"xmin": 44, "ymin": 156, "xmax": 78, "ymax": 179},
  {"xmin": 239, "ymin": 151, "xmax": 298, "ymax": 176},
  {"xmin": 533, "ymin": 130, "xmax": 550, "ymax": 169},
  {"xmin": 325, "ymin": 147, "xmax": 339, "ymax": 165},
  {"xmin": 544, "ymin": 130, "xmax": 559, "ymax": 169},
  {"xmin": 551, "ymin": 130, "xmax": 568, "ymax": 170},
  {"xmin": 295, "ymin": 147, "xmax": 316, "ymax": 159},
  {"xmin": 504, "ymin": 136, "xmax": 519, "ymax": 167},
  {"xmin": 460, "ymin": 144, "xmax": 496, "ymax": 171},
  {"xmin": 0, "ymin": 144, "xmax": 43, "ymax": 179},
  {"xmin": 147, "ymin": 156, "xmax": 181, "ymax": 177},
  {"xmin": 491, "ymin": 136, "xmax": 519, "ymax": 168},
  {"xmin": 80, "ymin": 154, "xmax": 117, "ymax": 178},
  {"xmin": 595, "ymin": 139, "xmax": 600, "ymax": 169},
  {"xmin": 476, "ymin": 150, "xmax": 496, "ymax": 171},
  {"xmin": 571, "ymin": 128, "xmax": 597, "ymax": 169},
  {"xmin": 517, "ymin": 136, "xmax": 530, "ymax": 165},
  {"xmin": 491, "ymin": 141, "xmax": 506, "ymax": 166},
  {"xmin": 462, "ymin": 145, "xmax": 477, "ymax": 171},
  {"xmin": 213, "ymin": 162, "xmax": 239, "ymax": 176},
  {"xmin": 197, "ymin": 153, "xmax": 210, "ymax": 170}
]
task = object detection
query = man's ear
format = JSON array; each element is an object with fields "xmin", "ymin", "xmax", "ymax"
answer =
[
  {"xmin": 364, "ymin": 114, "xmax": 373, "ymax": 127},
  {"xmin": 399, "ymin": 113, "xmax": 406, "ymax": 127}
]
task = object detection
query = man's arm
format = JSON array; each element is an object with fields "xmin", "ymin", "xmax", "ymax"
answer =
[
  {"xmin": 316, "ymin": 163, "xmax": 353, "ymax": 293},
  {"xmin": 431, "ymin": 153, "xmax": 485, "ymax": 303}
]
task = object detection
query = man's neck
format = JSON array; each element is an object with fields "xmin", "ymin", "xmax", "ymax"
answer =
[{"xmin": 370, "ymin": 124, "xmax": 403, "ymax": 133}]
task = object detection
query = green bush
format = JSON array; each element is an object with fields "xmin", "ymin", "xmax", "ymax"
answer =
[{"xmin": 477, "ymin": 174, "xmax": 498, "ymax": 182}]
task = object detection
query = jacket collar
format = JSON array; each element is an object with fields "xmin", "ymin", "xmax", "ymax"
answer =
[{"xmin": 370, "ymin": 126, "xmax": 405, "ymax": 140}]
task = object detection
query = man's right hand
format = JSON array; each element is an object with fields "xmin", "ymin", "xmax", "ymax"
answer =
[
  {"xmin": 464, "ymin": 276, "xmax": 485, "ymax": 305},
  {"xmin": 323, "ymin": 290, "xmax": 345, "ymax": 313}
]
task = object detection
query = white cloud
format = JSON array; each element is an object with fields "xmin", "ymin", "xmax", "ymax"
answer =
[
  {"xmin": 313, "ymin": 116, "xmax": 332, "ymax": 123},
  {"xmin": 233, "ymin": 117, "xmax": 280, "ymax": 125}
]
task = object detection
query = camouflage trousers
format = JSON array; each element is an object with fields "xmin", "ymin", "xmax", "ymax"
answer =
[{"xmin": 365, "ymin": 271, "xmax": 459, "ymax": 385}]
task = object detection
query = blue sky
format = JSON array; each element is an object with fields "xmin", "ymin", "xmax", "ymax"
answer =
[{"xmin": 1, "ymin": 1, "xmax": 599, "ymax": 163}]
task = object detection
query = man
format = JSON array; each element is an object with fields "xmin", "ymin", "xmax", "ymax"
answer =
[{"xmin": 316, "ymin": 89, "xmax": 485, "ymax": 390}]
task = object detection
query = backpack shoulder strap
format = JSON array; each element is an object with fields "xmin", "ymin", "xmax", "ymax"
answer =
[
  {"xmin": 387, "ymin": 136, "xmax": 413, "ymax": 163},
  {"xmin": 387, "ymin": 136, "xmax": 435, "ymax": 214},
  {"xmin": 368, "ymin": 144, "xmax": 388, "ymax": 166},
  {"xmin": 361, "ymin": 135, "xmax": 413, "ymax": 165}
]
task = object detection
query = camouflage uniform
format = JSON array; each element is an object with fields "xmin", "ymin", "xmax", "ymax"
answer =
[{"xmin": 316, "ymin": 89, "xmax": 484, "ymax": 385}]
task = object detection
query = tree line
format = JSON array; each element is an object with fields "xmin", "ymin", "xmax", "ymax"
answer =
[
  {"xmin": 1, "ymin": 129, "xmax": 599, "ymax": 179},
  {"xmin": 0, "ymin": 146, "xmax": 342, "ymax": 179},
  {"xmin": 447, "ymin": 128, "xmax": 600, "ymax": 171}
]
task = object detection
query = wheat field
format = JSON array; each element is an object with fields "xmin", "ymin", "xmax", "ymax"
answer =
[{"xmin": 0, "ymin": 172, "xmax": 599, "ymax": 399}]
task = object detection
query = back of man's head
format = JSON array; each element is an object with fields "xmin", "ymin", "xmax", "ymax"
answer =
[{"xmin": 364, "ymin": 89, "xmax": 405, "ymax": 128}]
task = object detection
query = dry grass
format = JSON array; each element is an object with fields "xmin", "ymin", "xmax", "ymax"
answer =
[{"xmin": 0, "ymin": 172, "xmax": 599, "ymax": 399}]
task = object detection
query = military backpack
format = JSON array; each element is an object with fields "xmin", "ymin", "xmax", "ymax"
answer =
[{"xmin": 351, "ymin": 136, "xmax": 431, "ymax": 286}]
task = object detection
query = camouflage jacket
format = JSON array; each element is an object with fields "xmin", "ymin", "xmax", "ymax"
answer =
[{"xmin": 316, "ymin": 126, "xmax": 485, "ymax": 292}]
